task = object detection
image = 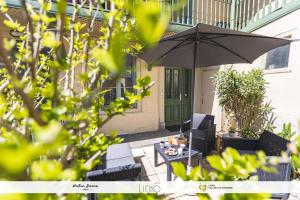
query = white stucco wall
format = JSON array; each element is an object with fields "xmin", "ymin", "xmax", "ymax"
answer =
[{"xmin": 231, "ymin": 9, "xmax": 300, "ymax": 132}]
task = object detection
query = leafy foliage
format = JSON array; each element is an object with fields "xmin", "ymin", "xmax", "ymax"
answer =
[
  {"xmin": 278, "ymin": 122, "xmax": 296, "ymax": 140},
  {"xmin": 172, "ymin": 148, "xmax": 277, "ymax": 199},
  {"xmin": 0, "ymin": 0, "xmax": 170, "ymax": 199},
  {"xmin": 98, "ymin": 193, "xmax": 160, "ymax": 200},
  {"xmin": 215, "ymin": 68, "xmax": 275, "ymax": 138},
  {"xmin": 289, "ymin": 135, "xmax": 300, "ymax": 179}
]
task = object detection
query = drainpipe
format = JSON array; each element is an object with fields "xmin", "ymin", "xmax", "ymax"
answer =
[{"xmin": 230, "ymin": 0, "xmax": 237, "ymax": 30}]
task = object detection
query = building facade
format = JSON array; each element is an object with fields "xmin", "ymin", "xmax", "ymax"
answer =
[{"xmin": 2, "ymin": 0, "xmax": 300, "ymax": 134}]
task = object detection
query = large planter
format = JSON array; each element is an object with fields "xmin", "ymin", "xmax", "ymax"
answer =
[{"xmin": 228, "ymin": 131, "xmax": 236, "ymax": 137}]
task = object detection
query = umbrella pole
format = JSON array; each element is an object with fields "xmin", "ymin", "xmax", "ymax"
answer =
[{"xmin": 187, "ymin": 41, "xmax": 198, "ymax": 174}]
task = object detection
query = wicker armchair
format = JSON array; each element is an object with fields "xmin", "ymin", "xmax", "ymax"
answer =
[
  {"xmin": 183, "ymin": 113, "xmax": 216, "ymax": 157},
  {"xmin": 222, "ymin": 130, "xmax": 291, "ymax": 199}
]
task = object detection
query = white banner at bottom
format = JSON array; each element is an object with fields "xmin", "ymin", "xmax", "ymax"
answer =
[{"xmin": 0, "ymin": 181, "xmax": 299, "ymax": 193}]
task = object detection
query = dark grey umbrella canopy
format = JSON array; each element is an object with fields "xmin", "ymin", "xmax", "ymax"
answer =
[
  {"xmin": 139, "ymin": 23, "xmax": 291, "ymax": 68},
  {"xmin": 138, "ymin": 23, "xmax": 291, "ymax": 172}
]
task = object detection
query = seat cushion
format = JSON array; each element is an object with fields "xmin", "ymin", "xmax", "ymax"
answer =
[
  {"xmin": 97, "ymin": 157, "xmax": 136, "ymax": 170},
  {"xmin": 106, "ymin": 143, "xmax": 133, "ymax": 160},
  {"xmin": 192, "ymin": 113, "xmax": 207, "ymax": 129}
]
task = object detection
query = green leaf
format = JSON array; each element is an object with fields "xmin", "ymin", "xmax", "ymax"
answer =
[
  {"xmin": 171, "ymin": 162, "xmax": 188, "ymax": 181},
  {"xmin": 41, "ymin": 32, "xmax": 60, "ymax": 49},
  {"xmin": 0, "ymin": 143, "xmax": 39, "ymax": 175},
  {"xmin": 3, "ymin": 20, "xmax": 25, "ymax": 32},
  {"xmin": 33, "ymin": 121, "xmax": 63, "ymax": 144},
  {"xmin": 31, "ymin": 160, "xmax": 63, "ymax": 180},
  {"xmin": 3, "ymin": 38, "xmax": 16, "ymax": 51},
  {"xmin": 207, "ymin": 155, "xmax": 227, "ymax": 171},
  {"xmin": 56, "ymin": 0, "xmax": 66, "ymax": 14},
  {"xmin": 92, "ymin": 49, "xmax": 120, "ymax": 73},
  {"xmin": 133, "ymin": 2, "xmax": 170, "ymax": 46},
  {"xmin": 0, "ymin": 0, "xmax": 8, "ymax": 12}
]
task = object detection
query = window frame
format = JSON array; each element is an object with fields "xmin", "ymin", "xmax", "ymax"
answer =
[
  {"xmin": 263, "ymin": 34, "xmax": 292, "ymax": 72},
  {"xmin": 102, "ymin": 56, "xmax": 140, "ymax": 111}
]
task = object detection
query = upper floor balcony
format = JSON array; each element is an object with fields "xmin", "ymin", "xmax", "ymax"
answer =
[
  {"xmin": 4, "ymin": 0, "xmax": 300, "ymax": 32},
  {"xmin": 170, "ymin": 0, "xmax": 300, "ymax": 31}
]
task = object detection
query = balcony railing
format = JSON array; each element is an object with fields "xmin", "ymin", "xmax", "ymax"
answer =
[
  {"xmin": 5, "ymin": 0, "xmax": 300, "ymax": 32},
  {"xmin": 170, "ymin": 0, "xmax": 300, "ymax": 31},
  {"xmin": 171, "ymin": 0, "xmax": 232, "ymax": 28}
]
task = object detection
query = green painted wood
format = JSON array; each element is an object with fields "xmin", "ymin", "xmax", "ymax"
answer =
[
  {"xmin": 239, "ymin": 0, "xmax": 242, "ymax": 29},
  {"xmin": 247, "ymin": 0, "xmax": 252, "ymax": 23},
  {"xmin": 201, "ymin": 0, "xmax": 204, "ymax": 23},
  {"xmin": 171, "ymin": 0, "xmax": 174, "ymax": 22},
  {"xmin": 181, "ymin": 69, "xmax": 192, "ymax": 123},
  {"xmin": 187, "ymin": 0, "xmax": 190, "ymax": 24},
  {"xmin": 6, "ymin": 0, "xmax": 104, "ymax": 20},
  {"xmin": 230, "ymin": 0, "xmax": 237, "ymax": 29},
  {"xmin": 177, "ymin": 0, "xmax": 180, "ymax": 23},
  {"xmin": 165, "ymin": 68, "xmax": 192, "ymax": 127},
  {"xmin": 262, "ymin": 0, "xmax": 266, "ymax": 17},
  {"xmin": 252, "ymin": 0, "xmax": 256, "ymax": 22},
  {"xmin": 182, "ymin": 0, "xmax": 185, "ymax": 23},
  {"xmin": 243, "ymin": 0, "xmax": 247, "ymax": 27},
  {"xmin": 220, "ymin": 0, "xmax": 224, "ymax": 27},
  {"xmin": 206, "ymin": 0, "xmax": 209, "ymax": 24},
  {"xmin": 219, "ymin": 0, "xmax": 223, "ymax": 26},
  {"xmin": 168, "ymin": 24, "xmax": 193, "ymax": 33},
  {"xmin": 7, "ymin": 0, "xmax": 300, "ymax": 34},
  {"xmin": 241, "ymin": 0, "xmax": 300, "ymax": 32}
]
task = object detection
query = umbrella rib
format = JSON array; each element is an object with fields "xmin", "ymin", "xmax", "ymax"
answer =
[
  {"xmin": 207, "ymin": 37, "xmax": 252, "ymax": 63},
  {"xmin": 149, "ymin": 40, "xmax": 193, "ymax": 65}
]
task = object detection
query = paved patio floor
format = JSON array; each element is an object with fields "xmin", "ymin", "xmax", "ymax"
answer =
[
  {"xmin": 126, "ymin": 130, "xmax": 300, "ymax": 200},
  {"xmin": 131, "ymin": 143, "xmax": 199, "ymax": 200}
]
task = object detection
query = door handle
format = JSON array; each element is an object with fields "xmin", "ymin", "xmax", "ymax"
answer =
[{"xmin": 179, "ymin": 93, "xmax": 182, "ymax": 101}]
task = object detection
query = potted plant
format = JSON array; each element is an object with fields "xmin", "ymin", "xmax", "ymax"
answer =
[
  {"xmin": 228, "ymin": 127, "xmax": 236, "ymax": 137},
  {"xmin": 215, "ymin": 68, "xmax": 275, "ymax": 139}
]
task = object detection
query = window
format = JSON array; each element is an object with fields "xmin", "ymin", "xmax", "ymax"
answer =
[
  {"xmin": 103, "ymin": 55, "xmax": 137, "ymax": 108},
  {"xmin": 265, "ymin": 42, "xmax": 290, "ymax": 70}
]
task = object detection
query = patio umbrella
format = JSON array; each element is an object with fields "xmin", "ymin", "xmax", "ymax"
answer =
[{"xmin": 138, "ymin": 23, "xmax": 291, "ymax": 172}]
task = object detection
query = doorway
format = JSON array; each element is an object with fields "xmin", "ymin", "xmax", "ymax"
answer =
[{"xmin": 165, "ymin": 68, "xmax": 192, "ymax": 130}]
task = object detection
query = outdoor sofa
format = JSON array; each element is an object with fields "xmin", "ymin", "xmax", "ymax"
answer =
[
  {"xmin": 222, "ymin": 130, "xmax": 291, "ymax": 199},
  {"xmin": 86, "ymin": 143, "xmax": 141, "ymax": 181},
  {"xmin": 182, "ymin": 113, "xmax": 216, "ymax": 157},
  {"xmin": 86, "ymin": 143, "xmax": 141, "ymax": 200}
]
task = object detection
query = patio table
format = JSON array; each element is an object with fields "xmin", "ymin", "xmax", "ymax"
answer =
[{"xmin": 154, "ymin": 143, "xmax": 202, "ymax": 181}]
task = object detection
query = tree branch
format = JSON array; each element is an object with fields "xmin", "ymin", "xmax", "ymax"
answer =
[
  {"xmin": 21, "ymin": 0, "xmax": 37, "ymax": 81},
  {"xmin": 0, "ymin": 43, "xmax": 46, "ymax": 126}
]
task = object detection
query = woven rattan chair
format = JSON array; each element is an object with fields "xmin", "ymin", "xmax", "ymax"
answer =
[
  {"xmin": 183, "ymin": 113, "xmax": 216, "ymax": 157},
  {"xmin": 222, "ymin": 130, "xmax": 291, "ymax": 199}
]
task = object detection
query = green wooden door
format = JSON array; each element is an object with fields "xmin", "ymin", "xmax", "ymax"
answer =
[{"xmin": 165, "ymin": 68, "xmax": 192, "ymax": 127}]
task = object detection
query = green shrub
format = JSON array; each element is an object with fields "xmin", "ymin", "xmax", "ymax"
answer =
[
  {"xmin": 215, "ymin": 68, "xmax": 275, "ymax": 138},
  {"xmin": 278, "ymin": 122, "xmax": 296, "ymax": 140},
  {"xmin": 0, "ymin": 0, "xmax": 169, "ymax": 199},
  {"xmin": 172, "ymin": 148, "xmax": 276, "ymax": 200}
]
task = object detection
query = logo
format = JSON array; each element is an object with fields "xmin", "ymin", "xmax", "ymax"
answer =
[
  {"xmin": 198, "ymin": 184, "xmax": 207, "ymax": 192},
  {"xmin": 139, "ymin": 183, "xmax": 161, "ymax": 193}
]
